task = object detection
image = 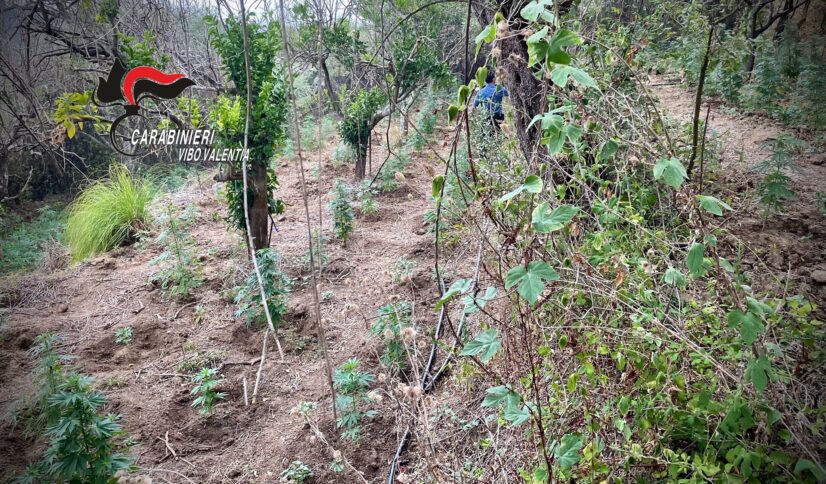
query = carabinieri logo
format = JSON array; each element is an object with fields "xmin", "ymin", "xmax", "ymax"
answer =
[{"xmin": 94, "ymin": 59, "xmax": 195, "ymax": 156}]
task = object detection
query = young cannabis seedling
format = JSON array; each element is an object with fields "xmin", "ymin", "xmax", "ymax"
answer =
[
  {"xmin": 281, "ymin": 461, "xmax": 313, "ymax": 483},
  {"xmin": 301, "ymin": 229, "xmax": 329, "ymax": 271},
  {"xmin": 370, "ymin": 301, "xmax": 415, "ymax": 373},
  {"xmin": 151, "ymin": 205, "xmax": 203, "ymax": 300},
  {"xmin": 334, "ymin": 358, "xmax": 376, "ymax": 441},
  {"xmin": 115, "ymin": 327, "xmax": 133, "ymax": 345},
  {"xmin": 235, "ymin": 249, "xmax": 291, "ymax": 328},
  {"xmin": 755, "ymin": 134, "xmax": 805, "ymax": 215},
  {"xmin": 329, "ymin": 180, "xmax": 355, "ymax": 246},
  {"xmin": 191, "ymin": 367, "xmax": 226, "ymax": 415},
  {"xmin": 356, "ymin": 180, "xmax": 379, "ymax": 217},
  {"xmin": 391, "ymin": 257, "xmax": 415, "ymax": 285}
]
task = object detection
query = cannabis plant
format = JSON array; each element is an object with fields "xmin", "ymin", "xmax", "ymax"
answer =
[
  {"xmin": 151, "ymin": 206, "xmax": 203, "ymax": 300},
  {"xmin": 329, "ymin": 180, "xmax": 355, "ymax": 245},
  {"xmin": 333, "ymin": 358, "xmax": 376, "ymax": 441},
  {"xmin": 18, "ymin": 373, "xmax": 131, "ymax": 483},
  {"xmin": 235, "ymin": 249, "xmax": 290, "ymax": 327},
  {"xmin": 191, "ymin": 367, "xmax": 226, "ymax": 415},
  {"xmin": 755, "ymin": 134, "xmax": 805, "ymax": 215},
  {"xmin": 10, "ymin": 333, "xmax": 69, "ymax": 438},
  {"xmin": 281, "ymin": 461, "xmax": 313, "ymax": 482},
  {"xmin": 114, "ymin": 327, "xmax": 133, "ymax": 345},
  {"xmin": 370, "ymin": 301, "xmax": 414, "ymax": 373}
]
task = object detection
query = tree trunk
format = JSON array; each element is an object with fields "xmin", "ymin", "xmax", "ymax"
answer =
[
  {"xmin": 250, "ymin": 163, "xmax": 270, "ymax": 250},
  {"xmin": 355, "ymin": 143, "xmax": 367, "ymax": 179},
  {"xmin": 473, "ymin": 1, "xmax": 573, "ymax": 166},
  {"xmin": 320, "ymin": 56, "xmax": 342, "ymax": 116}
]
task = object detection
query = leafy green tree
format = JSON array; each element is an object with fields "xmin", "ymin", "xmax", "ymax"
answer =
[{"xmin": 207, "ymin": 15, "xmax": 287, "ymax": 250}]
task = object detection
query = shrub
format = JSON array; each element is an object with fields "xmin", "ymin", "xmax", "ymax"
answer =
[
  {"xmin": 355, "ymin": 180, "xmax": 378, "ymax": 217},
  {"xmin": 17, "ymin": 373, "xmax": 131, "ymax": 483},
  {"xmin": 65, "ymin": 164, "xmax": 154, "ymax": 261},
  {"xmin": 332, "ymin": 143, "xmax": 354, "ymax": 167},
  {"xmin": 334, "ymin": 358, "xmax": 376, "ymax": 441},
  {"xmin": 191, "ymin": 367, "xmax": 225, "ymax": 415},
  {"xmin": 235, "ymin": 249, "xmax": 290, "ymax": 327},
  {"xmin": 329, "ymin": 180, "xmax": 355, "ymax": 245}
]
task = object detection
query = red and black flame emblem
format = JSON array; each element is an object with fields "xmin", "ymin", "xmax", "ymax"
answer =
[{"xmin": 94, "ymin": 59, "xmax": 195, "ymax": 155}]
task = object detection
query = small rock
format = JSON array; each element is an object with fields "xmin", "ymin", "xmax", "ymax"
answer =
[
  {"xmin": 811, "ymin": 155, "xmax": 825, "ymax": 166},
  {"xmin": 413, "ymin": 226, "xmax": 426, "ymax": 235},
  {"xmin": 811, "ymin": 270, "xmax": 826, "ymax": 284},
  {"xmin": 277, "ymin": 215, "xmax": 286, "ymax": 222},
  {"xmin": 56, "ymin": 304, "xmax": 69, "ymax": 314}
]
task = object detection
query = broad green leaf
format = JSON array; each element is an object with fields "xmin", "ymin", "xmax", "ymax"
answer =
[
  {"xmin": 436, "ymin": 278, "xmax": 472, "ymax": 310},
  {"xmin": 462, "ymin": 286, "xmax": 497, "ymax": 314},
  {"xmin": 474, "ymin": 24, "xmax": 495, "ymax": 46},
  {"xmin": 794, "ymin": 459, "xmax": 826, "ymax": 481},
  {"xmin": 457, "ymin": 85, "xmax": 471, "ymax": 106},
  {"xmin": 448, "ymin": 104, "xmax": 459, "ymax": 123},
  {"xmin": 460, "ymin": 329, "xmax": 501, "ymax": 363},
  {"xmin": 482, "ymin": 385, "xmax": 512, "ymax": 407},
  {"xmin": 664, "ymin": 267, "xmax": 686, "ymax": 287},
  {"xmin": 505, "ymin": 261, "xmax": 559, "ymax": 304},
  {"xmin": 499, "ymin": 175, "xmax": 543, "ymax": 202},
  {"xmin": 599, "ymin": 139, "xmax": 619, "ymax": 160},
  {"xmin": 504, "ymin": 404, "xmax": 531, "ymax": 425},
  {"xmin": 475, "ymin": 66, "xmax": 488, "ymax": 88},
  {"xmin": 697, "ymin": 195, "xmax": 732, "ymax": 216},
  {"xmin": 653, "ymin": 157, "xmax": 688, "ymax": 189},
  {"xmin": 550, "ymin": 65, "xmax": 596, "ymax": 89},
  {"xmin": 739, "ymin": 311, "xmax": 765, "ymax": 345},
  {"xmin": 66, "ymin": 121, "xmax": 76, "ymax": 139},
  {"xmin": 549, "ymin": 29, "xmax": 583, "ymax": 50},
  {"xmin": 432, "ymin": 175, "xmax": 445, "ymax": 197},
  {"xmin": 746, "ymin": 297, "xmax": 774, "ymax": 315},
  {"xmin": 531, "ymin": 203, "xmax": 577, "ymax": 233},
  {"xmin": 746, "ymin": 355, "xmax": 770, "ymax": 391},
  {"xmin": 553, "ymin": 434, "xmax": 583, "ymax": 469},
  {"xmin": 520, "ymin": 0, "xmax": 552, "ymax": 21},
  {"xmin": 686, "ymin": 242, "xmax": 706, "ymax": 278}
]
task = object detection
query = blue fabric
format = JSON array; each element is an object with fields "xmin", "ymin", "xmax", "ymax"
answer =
[{"xmin": 474, "ymin": 83, "xmax": 509, "ymax": 115}]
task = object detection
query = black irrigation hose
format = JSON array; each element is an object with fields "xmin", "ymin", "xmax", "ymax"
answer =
[{"xmin": 386, "ymin": 243, "xmax": 484, "ymax": 483}]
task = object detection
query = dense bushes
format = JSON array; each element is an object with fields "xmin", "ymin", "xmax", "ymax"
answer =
[{"xmin": 65, "ymin": 164, "xmax": 154, "ymax": 261}]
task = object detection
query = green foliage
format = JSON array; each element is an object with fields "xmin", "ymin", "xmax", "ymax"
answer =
[
  {"xmin": 190, "ymin": 367, "xmax": 226, "ymax": 415},
  {"xmin": 150, "ymin": 206, "xmax": 203, "ymax": 300},
  {"xmin": 338, "ymin": 88, "xmax": 385, "ymax": 163},
  {"xmin": 370, "ymin": 301, "xmax": 414, "ymax": 372},
  {"xmin": 114, "ymin": 327, "xmax": 132, "ymax": 345},
  {"xmin": 332, "ymin": 143, "xmax": 355, "ymax": 167},
  {"xmin": 117, "ymin": 31, "xmax": 169, "ymax": 68},
  {"xmin": 355, "ymin": 180, "xmax": 379, "ymax": 217},
  {"xmin": 52, "ymin": 91, "xmax": 105, "ymax": 140},
  {"xmin": 408, "ymin": 90, "xmax": 437, "ymax": 151},
  {"xmin": 755, "ymin": 134, "xmax": 805, "ymax": 215},
  {"xmin": 6, "ymin": 333, "xmax": 69, "ymax": 438},
  {"xmin": 459, "ymin": 329, "xmax": 501, "ymax": 363},
  {"xmin": 391, "ymin": 256, "xmax": 414, "ymax": 285},
  {"xmin": 301, "ymin": 229, "xmax": 328, "ymax": 271},
  {"xmin": 281, "ymin": 461, "xmax": 313, "ymax": 483},
  {"xmin": 18, "ymin": 373, "xmax": 131, "ymax": 483},
  {"xmin": 206, "ymin": 15, "xmax": 287, "ymax": 233},
  {"xmin": 333, "ymin": 358, "xmax": 376, "ymax": 441},
  {"xmin": 376, "ymin": 151, "xmax": 411, "ymax": 192},
  {"xmin": 0, "ymin": 206, "xmax": 64, "ymax": 274},
  {"xmin": 65, "ymin": 164, "xmax": 154, "ymax": 261},
  {"xmin": 235, "ymin": 249, "xmax": 290, "ymax": 328},
  {"xmin": 329, "ymin": 180, "xmax": 355, "ymax": 244}
]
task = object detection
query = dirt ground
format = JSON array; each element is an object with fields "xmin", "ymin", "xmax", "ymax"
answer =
[
  {"xmin": 650, "ymin": 77, "xmax": 826, "ymax": 313},
  {"xmin": 0, "ymin": 129, "xmax": 457, "ymax": 483},
  {"xmin": 1, "ymin": 84, "xmax": 824, "ymax": 483}
]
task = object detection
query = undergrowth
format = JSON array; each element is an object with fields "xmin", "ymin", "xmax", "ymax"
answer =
[{"xmin": 65, "ymin": 164, "xmax": 154, "ymax": 261}]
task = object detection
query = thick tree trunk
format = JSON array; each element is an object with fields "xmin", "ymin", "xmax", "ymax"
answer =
[
  {"xmin": 249, "ymin": 164, "xmax": 270, "ymax": 249},
  {"xmin": 473, "ymin": 1, "xmax": 572, "ymax": 166}
]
